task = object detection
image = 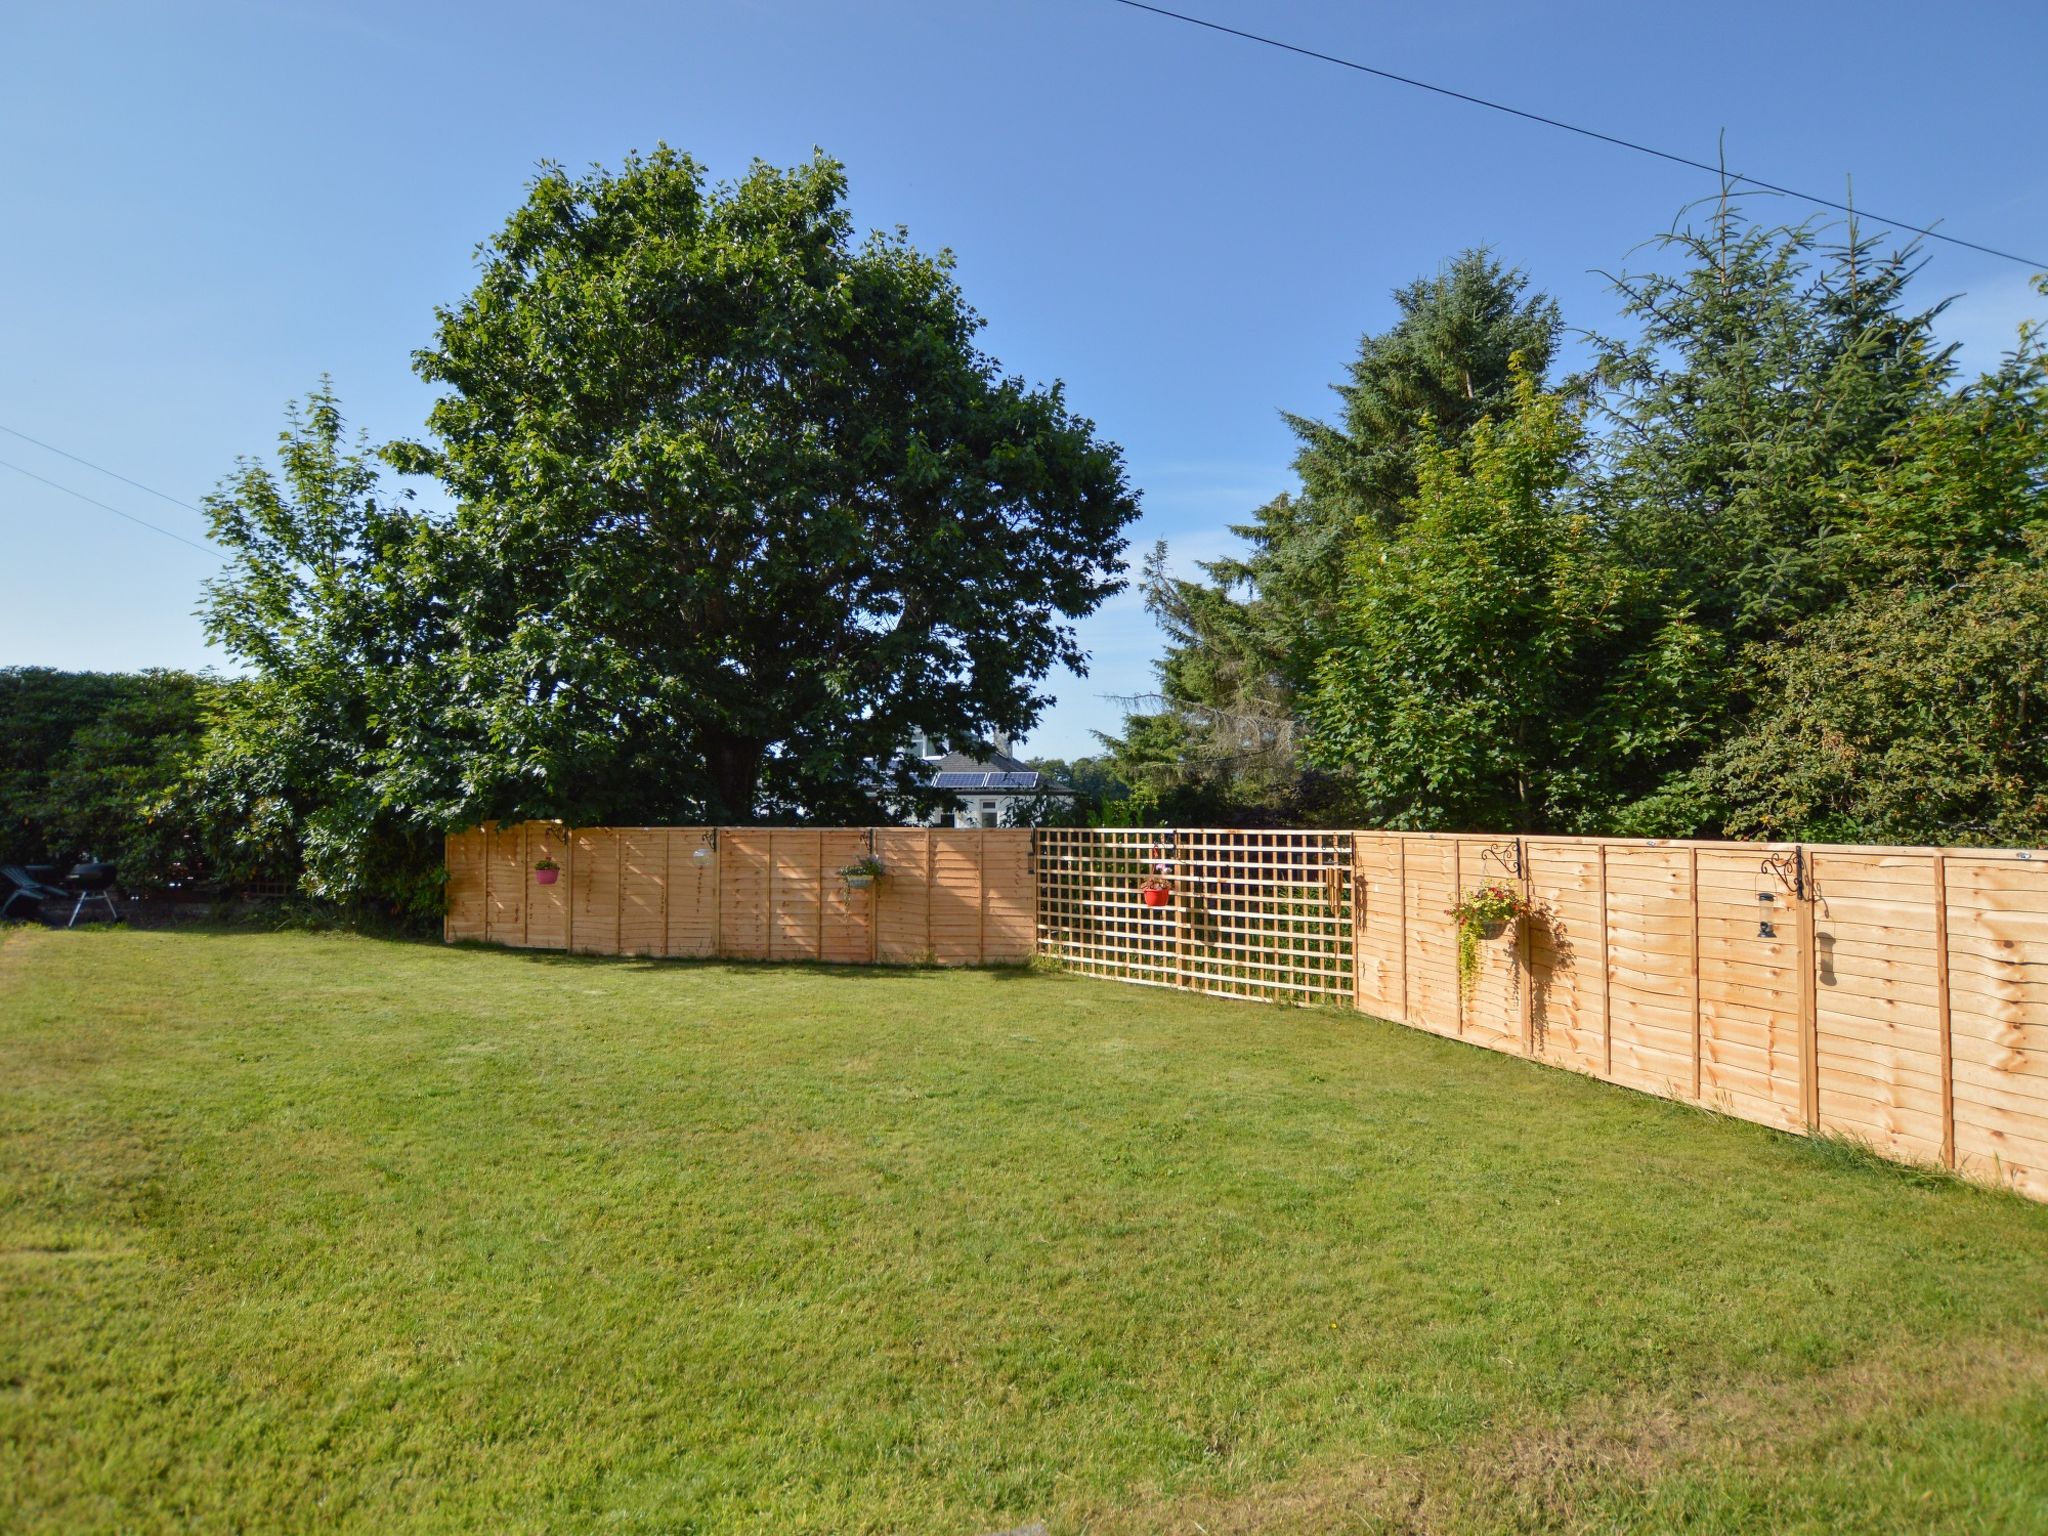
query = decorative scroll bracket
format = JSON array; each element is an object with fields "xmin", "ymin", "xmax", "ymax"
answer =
[
  {"xmin": 1479, "ymin": 839, "xmax": 1524, "ymax": 881},
  {"xmin": 1761, "ymin": 847, "xmax": 1805, "ymax": 900}
]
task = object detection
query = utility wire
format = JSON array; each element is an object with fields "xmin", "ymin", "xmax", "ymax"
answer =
[
  {"xmin": 1105, "ymin": 0, "xmax": 2048, "ymax": 271},
  {"xmin": 0, "ymin": 457, "xmax": 217, "ymax": 556},
  {"xmin": 0, "ymin": 420, "xmax": 207, "ymax": 514}
]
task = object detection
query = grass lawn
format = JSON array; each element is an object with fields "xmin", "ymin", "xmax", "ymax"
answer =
[{"xmin": 4, "ymin": 927, "xmax": 2048, "ymax": 1534}]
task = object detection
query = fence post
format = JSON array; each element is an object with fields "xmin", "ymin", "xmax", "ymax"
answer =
[
  {"xmin": 520, "ymin": 822, "xmax": 533, "ymax": 950},
  {"xmin": 1689, "ymin": 845, "xmax": 1702, "ymax": 1101},
  {"xmin": 1797, "ymin": 847, "xmax": 1819, "ymax": 1132},
  {"xmin": 1598, "ymin": 842, "xmax": 1612, "ymax": 1079},
  {"xmin": 1398, "ymin": 836, "xmax": 1409, "ymax": 1027},
  {"xmin": 563, "ymin": 828, "xmax": 576, "ymax": 953},
  {"xmin": 1933, "ymin": 850, "xmax": 1955, "ymax": 1168},
  {"xmin": 1518, "ymin": 836, "xmax": 1534, "ymax": 1055},
  {"xmin": 1350, "ymin": 833, "xmax": 1365, "ymax": 1013}
]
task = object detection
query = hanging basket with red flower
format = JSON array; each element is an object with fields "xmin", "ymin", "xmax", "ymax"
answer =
[{"xmin": 1446, "ymin": 882, "xmax": 1532, "ymax": 1004}]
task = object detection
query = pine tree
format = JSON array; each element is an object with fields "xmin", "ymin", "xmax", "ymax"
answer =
[{"xmin": 1114, "ymin": 250, "xmax": 1561, "ymax": 816}]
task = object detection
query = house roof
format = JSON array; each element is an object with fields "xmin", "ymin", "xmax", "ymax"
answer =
[{"xmin": 890, "ymin": 746, "xmax": 1068, "ymax": 795}]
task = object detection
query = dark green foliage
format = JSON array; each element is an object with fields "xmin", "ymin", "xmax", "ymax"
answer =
[
  {"xmin": 1692, "ymin": 323, "xmax": 2048, "ymax": 845},
  {"xmin": 1124, "ymin": 251, "xmax": 1560, "ymax": 815},
  {"xmin": 1592, "ymin": 209, "xmax": 1951, "ymax": 646},
  {"xmin": 397, "ymin": 148, "xmax": 1138, "ymax": 827},
  {"xmin": 0, "ymin": 667, "xmax": 215, "ymax": 886},
  {"xmin": 1697, "ymin": 556, "xmax": 2048, "ymax": 846},
  {"xmin": 1303, "ymin": 369, "xmax": 1721, "ymax": 831},
  {"xmin": 197, "ymin": 385, "xmax": 451, "ymax": 920},
  {"xmin": 1129, "ymin": 199, "xmax": 2046, "ymax": 845}
]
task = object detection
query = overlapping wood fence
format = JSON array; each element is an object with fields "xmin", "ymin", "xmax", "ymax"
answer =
[
  {"xmin": 1035, "ymin": 828, "xmax": 2048, "ymax": 1204},
  {"xmin": 443, "ymin": 821, "xmax": 2048, "ymax": 1203},
  {"xmin": 444, "ymin": 823, "xmax": 1033, "ymax": 965}
]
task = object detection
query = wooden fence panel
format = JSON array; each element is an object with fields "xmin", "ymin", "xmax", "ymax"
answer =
[
  {"xmin": 982, "ymin": 832, "xmax": 1036, "ymax": 963},
  {"xmin": 618, "ymin": 829, "xmax": 667, "ymax": 958},
  {"xmin": 1694, "ymin": 845, "xmax": 1805, "ymax": 1132},
  {"xmin": 875, "ymin": 829, "xmax": 934, "ymax": 965},
  {"xmin": 719, "ymin": 831, "xmax": 771, "ymax": 960},
  {"xmin": 1944, "ymin": 854, "xmax": 2048, "ymax": 1201},
  {"xmin": 526, "ymin": 823, "xmax": 569, "ymax": 949},
  {"xmin": 1527, "ymin": 839, "xmax": 1605, "ymax": 1075},
  {"xmin": 1809, "ymin": 851, "xmax": 1948, "ymax": 1165},
  {"xmin": 1454, "ymin": 838, "xmax": 1524, "ymax": 1055},
  {"xmin": 929, "ymin": 832, "xmax": 986, "ymax": 966},
  {"xmin": 485, "ymin": 822, "xmax": 526, "ymax": 946},
  {"xmin": 569, "ymin": 827, "xmax": 621, "ymax": 955},
  {"xmin": 1352, "ymin": 833, "xmax": 1406, "ymax": 1023},
  {"xmin": 1402, "ymin": 838, "xmax": 1460, "ymax": 1036},
  {"xmin": 444, "ymin": 827, "xmax": 487, "ymax": 942},
  {"xmin": 769, "ymin": 830, "xmax": 824, "ymax": 962},
  {"xmin": 820, "ymin": 829, "xmax": 874, "ymax": 964},
  {"xmin": 1034, "ymin": 828, "xmax": 1353, "ymax": 1003},
  {"xmin": 1602, "ymin": 845, "xmax": 1697, "ymax": 1101},
  {"xmin": 665, "ymin": 830, "xmax": 719, "ymax": 958}
]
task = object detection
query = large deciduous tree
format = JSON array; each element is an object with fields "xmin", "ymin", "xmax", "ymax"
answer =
[
  {"xmin": 196, "ymin": 386, "xmax": 450, "ymax": 917},
  {"xmin": 394, "ymin": 148, "xmax": 1138, "ymax": 824}
]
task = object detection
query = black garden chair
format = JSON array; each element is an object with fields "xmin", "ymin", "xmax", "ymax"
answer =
[{"xmin": 1, "ymin": 864, "xmax": 66, "ymax": 924}]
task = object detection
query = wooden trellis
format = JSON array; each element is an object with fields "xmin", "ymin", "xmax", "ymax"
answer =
[{"xmin": 1034, "ymin": 826, "xmax": 1354, "ymax": 1004}]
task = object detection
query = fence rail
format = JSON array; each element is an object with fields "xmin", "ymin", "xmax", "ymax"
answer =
[{"xmin": 442, "ymin": 822, "xmax": 2048, "ymax": 1203}]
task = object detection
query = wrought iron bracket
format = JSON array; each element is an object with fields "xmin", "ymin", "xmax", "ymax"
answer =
[
  {"xmin": 1480, "ymin": 839, "xmax": 1524, "ymax": 881},
  {"xmin": 1761, "ymin": 847, "xmax": 1805, "ymax": 900}
]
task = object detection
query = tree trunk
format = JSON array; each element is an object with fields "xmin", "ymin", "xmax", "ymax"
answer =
[{"xmin": 704, "ymin": 733, "xmax": 766, "ymax": 824}]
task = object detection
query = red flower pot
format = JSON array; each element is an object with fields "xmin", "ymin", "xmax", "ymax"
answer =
[
  {"xmin": 534, "ymin": 868, "xmax": 559, "ymax": 885},
  {"xmin": 1141, "ymin": 885, "xmax": 1170, "ymax": 907}
]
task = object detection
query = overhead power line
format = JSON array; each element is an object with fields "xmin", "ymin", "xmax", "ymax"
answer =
[
  {"xmin": 1105, "ymin": 0, "xmax": 2048, "ymax": 271},
  {"xmin": 0, "ymin": 420, "xmax": 207, "ymax": 514},
  {"xmin": 0, "ymin": 456, "xmax": 217, "ymax": 556}
]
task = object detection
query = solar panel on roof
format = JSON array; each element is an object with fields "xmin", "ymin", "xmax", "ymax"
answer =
[
  {"xmin": 996, "ymin": 771, "xmax": 1039, "ymax": 790},
  {"xmin": 932, "ymin": 771, "xmax": 989, "ymax": 790}
]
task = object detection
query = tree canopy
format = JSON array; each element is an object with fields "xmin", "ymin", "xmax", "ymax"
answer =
[
  {"xmin": 1113, "ymin": 207, "xmax": 2048, "ymax": 847},
  {"xmin": 393, "ymin": 148, "xmax": 1137, "ymax": 825},
  {"xmin": 189, "ymin": 148, "xmax": 1138, "ymax": 915}
]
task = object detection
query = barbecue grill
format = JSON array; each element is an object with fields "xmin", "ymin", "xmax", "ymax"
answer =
[{"xmin": 66, "ymin": 862, "xmax": 120, "ymax": 927}]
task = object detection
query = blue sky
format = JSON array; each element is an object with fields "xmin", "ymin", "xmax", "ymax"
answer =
[{"xmin": 2, "ymin": 0, "xmax": 2043, "ymax": 759}]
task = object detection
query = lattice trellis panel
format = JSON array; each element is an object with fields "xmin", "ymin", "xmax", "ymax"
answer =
[{"xmin": 1035, "ymin": 827, "xmax": 1354, "ymax": 1004}]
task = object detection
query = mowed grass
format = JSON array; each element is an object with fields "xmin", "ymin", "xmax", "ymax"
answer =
[{"xmin": 4, "ymin": 929, "xmax": 2048, "ymax": 1535}]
